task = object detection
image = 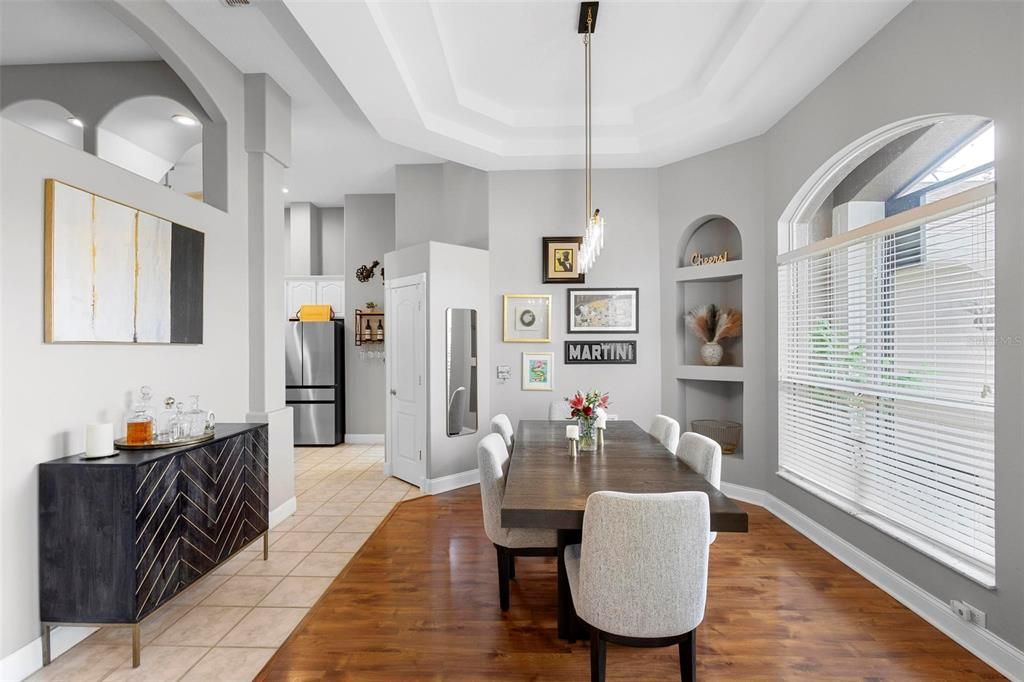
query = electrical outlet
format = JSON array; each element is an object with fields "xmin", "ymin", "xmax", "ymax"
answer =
[{"xmin": 950, "ymin": 599, "xmax": 986, "ymax": 627}]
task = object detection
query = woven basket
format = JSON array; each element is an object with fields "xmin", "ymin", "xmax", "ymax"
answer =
[{"xmin": 690, "ymin": 419, "xmax": 742, "ymax": 454}]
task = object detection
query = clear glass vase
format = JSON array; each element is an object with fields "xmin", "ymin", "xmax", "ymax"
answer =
[{"xmin": 578, "ymin": 416, "xmax": 597, "ymax": 451}]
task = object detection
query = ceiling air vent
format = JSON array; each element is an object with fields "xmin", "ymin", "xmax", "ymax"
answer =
[{"xmin": 220, "ymin": 0, "xmax": 251, "ymax": 6}]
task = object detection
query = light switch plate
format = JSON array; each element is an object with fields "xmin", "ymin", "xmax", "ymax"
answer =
[{"xmin": 496, "ymin": 365, "xmax": 512, "ymax": 383}]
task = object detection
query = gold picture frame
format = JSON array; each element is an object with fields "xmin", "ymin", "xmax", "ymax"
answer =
[{"xmin": 503, "ymin": 294, "xmax": 552, "ymax": 343}]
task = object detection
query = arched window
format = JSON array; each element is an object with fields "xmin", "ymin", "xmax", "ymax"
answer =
[{"xmin": 777, "ymin": 115, "xmax": 996, "ymax": 586}]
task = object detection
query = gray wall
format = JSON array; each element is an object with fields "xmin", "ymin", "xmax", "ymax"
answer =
[
  {"xmin": 321, "ymin": 206, "xmax": 345, "ymax": 276},
  {"xmin": 343, "ymin": 194, "xmax": 395, "ymax": 435},
  {"xmin": 489, "ymin": 169, "xmax": 661, "ymax": 425},
  {"xmin": 396, "ymin": 161, "xmax": 488, "ymax": 251},
  {"xmin": 655, "ymin": 0, "xmax": 1024, "ymax": 650}
]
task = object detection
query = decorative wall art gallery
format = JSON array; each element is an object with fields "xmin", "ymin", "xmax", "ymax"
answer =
[{"xmin": 44, "ymin": 179, "xmax": 204, "ymax": 344}]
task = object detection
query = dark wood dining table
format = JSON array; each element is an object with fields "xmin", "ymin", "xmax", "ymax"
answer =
[{"xmin": 501, "ymin": 419, "xmax": 749, "ymax": 640}]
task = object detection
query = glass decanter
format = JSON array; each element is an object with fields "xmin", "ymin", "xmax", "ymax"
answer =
[
  {"xmin": 125, "ymin": 386, "xmax": 155, "ymax": 445},
  {"xmin": 185, "ymin": 395, "xmax": 206, "ymax": 437},
  {"xmin": 168, "ymin": 401, "xmax": 189, "ymax": 441},
  {"xmin": 156, "ymin": 396, "xmax": 177, "ymax": 442}
]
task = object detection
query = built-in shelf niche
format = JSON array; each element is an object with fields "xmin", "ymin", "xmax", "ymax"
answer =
[
  {"xmin": 677, "ymin": 379, "xmax": 744, "ymax": 457},
  {"xmin": 676, "ymin": 278, "xmax": 743, "ymax": 367},
  {"xmin": 678, "ymin": 215, "xmax": 742, "ymax": 268}
]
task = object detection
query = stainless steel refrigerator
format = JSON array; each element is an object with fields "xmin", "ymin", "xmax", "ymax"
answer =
[{"xmin": 286, "ymin": 320, "xmax": 345, "ymax": 445}]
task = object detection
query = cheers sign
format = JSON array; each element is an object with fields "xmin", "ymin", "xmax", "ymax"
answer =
[{"xmin": 690, "ymin": 250, "xmax": 729, "ymax": 266}]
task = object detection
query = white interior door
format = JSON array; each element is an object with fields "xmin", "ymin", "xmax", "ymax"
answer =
[{"xmin": 386, "ymin": 275, "xmax": 426, "ymax": 486}]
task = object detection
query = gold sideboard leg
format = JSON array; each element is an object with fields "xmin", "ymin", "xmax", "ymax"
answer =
[
  {"xmin": 41, "ymin": 624, "xmax": 52, "ymax": 666},
  {"xmin": 131, "ymin": 623, "xmax": 141, "ymax": 668},
  {"xmin": 263, "ymin": 531, "xmax": 269, "ymax": 560}
]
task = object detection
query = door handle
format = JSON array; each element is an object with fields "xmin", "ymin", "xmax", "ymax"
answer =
[{"xmin": 390, "ymin": 389, "xmax": 397, "ymax": 396}]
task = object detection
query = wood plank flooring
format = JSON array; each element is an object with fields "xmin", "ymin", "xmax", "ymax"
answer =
[{"xmin": 256, "ymin": 485, "xmax": 1004, "ymax": 681}]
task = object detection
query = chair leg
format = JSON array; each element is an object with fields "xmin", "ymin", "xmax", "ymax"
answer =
[
  {"xmin": 679, "ymin": 629, "xmax": 696, "ymax": 682},
  {"xmin": 590, "ymin": 627, "xmax": 606, "ymax": 682},
  {"xmin": 495, "ymin": 545, "xmax": 510, "ymax": 611},
  {"xmin": 509, "ymin": 554, "xmax": 516, "ymax": 580}
]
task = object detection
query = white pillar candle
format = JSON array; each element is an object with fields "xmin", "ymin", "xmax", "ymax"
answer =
[
  {"xmin": 86, "ymin": 423, "xmax": 113, "ymax": 457},
  {"xmin": 566, "ymin": 424, "xmax": 579, "ymax": 440}
]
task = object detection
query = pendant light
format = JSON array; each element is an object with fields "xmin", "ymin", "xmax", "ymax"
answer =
[{"xmin": 578, "ymin": 2, "xmax": 603, "ymax": 274}]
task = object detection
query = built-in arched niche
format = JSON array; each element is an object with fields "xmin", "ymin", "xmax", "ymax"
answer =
[
  {"xmin": 1, "ymin": 98, "xmax": 84, "ymax": 150},
  {"xmin": 678, "ymin": 215, "xmax": 742, "ymax": 268},
  {"xmin": 97, "ymin": 95, "xmax": 203, "ymax": 198}
]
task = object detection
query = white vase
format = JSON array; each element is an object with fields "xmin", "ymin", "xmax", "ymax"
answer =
[{"xmin": 700, "ymin": 342, "xmax": 724, "ymax": 366}]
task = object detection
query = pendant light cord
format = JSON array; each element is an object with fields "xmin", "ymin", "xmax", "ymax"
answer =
[{"xmin": 584, "ymin": 9, "xmax": 592, "ymax": 225}]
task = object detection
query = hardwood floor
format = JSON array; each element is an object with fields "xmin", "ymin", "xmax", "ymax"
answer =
[{"xmin": 256, "ymin": 486, "xmax": 1003, "ymax": 681}]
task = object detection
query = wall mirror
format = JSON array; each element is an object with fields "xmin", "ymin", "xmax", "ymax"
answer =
[{"xmin": 446, "ymin": 308, "xmax": 478, "ymax": 437}]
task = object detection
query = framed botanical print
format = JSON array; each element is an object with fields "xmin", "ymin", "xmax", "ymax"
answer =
[
  {"xmin": 567, "ymin": 288, "xmax": 639, "ymax": 334},
  {"xmin": 522, "ymin": 352, "xmax": 554, "ymax": 391},
  {"xmin": 503, "ymin": 294, "xmax": 552, "ymax": 342},
  {"xmin": 542, "ymin": 236, "xmax": 585, "ymax": 284}
]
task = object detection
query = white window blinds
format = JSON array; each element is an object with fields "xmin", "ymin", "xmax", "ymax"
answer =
[{"xmin": 778, "ymin": 183, "xmax": 996, "ymax": 585}]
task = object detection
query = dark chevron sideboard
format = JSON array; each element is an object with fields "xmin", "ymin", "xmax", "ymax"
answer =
[{"xmin": 38, "ymin": 423, "xmax": 269, "ymax": 667}]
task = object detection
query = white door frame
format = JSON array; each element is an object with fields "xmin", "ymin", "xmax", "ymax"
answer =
[{"xmin": 384, "ymin": 273, "xmax": 427, "ymax": 487}]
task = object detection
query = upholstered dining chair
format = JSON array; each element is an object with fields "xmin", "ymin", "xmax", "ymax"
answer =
[
  {"xmin": 548, "ymin": 400, "xmax": 571, "ymax": 420},
  {"xmin": 565, "ymin": 490, "xmax": 710, "ymax": 682},
  {"xmin": 477, "ymin": 434, "xmax": 558, "ymax": 610},
  {"xmin": 677, "ymin": 432, "xmax": 723, "ymax": 544},
  {"xmin": 490, "ymin": 414, "xmax": 515, "ymax": 454},
  {"xmin": 649, "ymin": 414, "xmax": 681, "ymax": 454}
]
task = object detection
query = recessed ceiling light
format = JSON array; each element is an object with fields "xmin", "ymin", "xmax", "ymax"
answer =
[
  {"xmin": 66, "ymin": 117, "xmax": 83, "ymax": 128},
  {"xmin": 282, "ymin": 188, "xmax": 289, "ymax": 194},
  {"xmin": 171, "ymin": 114, "xmax": 198, "ymax": 127}
]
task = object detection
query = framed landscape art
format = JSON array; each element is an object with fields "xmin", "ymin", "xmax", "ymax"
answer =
[
  {"xmin": 542, "ymin": 236, "xmax": 585, "ymax": 284},
  {"xmin": 44, "ymin": 179, "xmax": 205, "ymax": 344},
  {"xmin": 521, "ymin": 352, "xmax": 554, "ymax": 391},
  {"xmin": 567, "ymin": 288, "xmax": 639, "ymax": 334},
  {"xmin": 503, "ymin": 293, "xmax": 552, "ymax": 342}
]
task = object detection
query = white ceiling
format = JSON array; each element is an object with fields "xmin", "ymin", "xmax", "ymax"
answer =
[
  {"xmin": 167, "ymin": 0, "xmax": 437, "ymax": 207},
  {"xmin": 284, "ymin": 0, "xmax": 910, "ymax": 170},
  {"xmin": 0, "ymin": 0, "xmax": 159, "ymax": 65}
]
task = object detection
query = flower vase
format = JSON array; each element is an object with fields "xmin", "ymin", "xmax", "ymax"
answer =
[
  {"xmin": 700, "ymin": 342, "xmax": 724, "ymax": 366},
  {"xmin": 578, "ymin": 416, "xmax": 597, "ymax": 451}
]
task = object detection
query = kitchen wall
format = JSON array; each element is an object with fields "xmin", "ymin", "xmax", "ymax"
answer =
[
  {"xmin": 488, "ymin": 169, "xmax": 661, "ymax": 426},
  {"xmin": 343, "ymin": 194, "xmax": 394, "ymax": 437},
  {"xmin": 395, "ymin": 161, "xmax": 488, "ymax": 251},
  {"xmin": 321, "ymin": 206, "xmax": 345, "ymax": 276}
]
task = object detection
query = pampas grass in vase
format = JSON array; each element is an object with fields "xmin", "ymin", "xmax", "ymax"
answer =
[{"xmin": 685, "ymin": 304, "xmax": 742, "ymax": 366}]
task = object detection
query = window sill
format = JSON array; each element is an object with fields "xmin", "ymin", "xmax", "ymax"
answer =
[{"xmin": 776, "ymin": 470, "xmax": 996, "ymax": 589}]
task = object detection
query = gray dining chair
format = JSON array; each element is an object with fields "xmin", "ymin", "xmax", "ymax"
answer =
[
  {"xmin": 677, "ymin": 432, "xmax": 723, "ymax": 544},
  {"xmin": 548, "ymin": 400, "xmax": 571, "ymax": 420},
  {"xmin": 649, "ymin": 414, "xmax": 681, "ymax": 454},
  {"xmin": 490, "ymin": 414, "xmax": 515, "ymax": 454},
  {"xmin": 565, "ymin": 490, "xmax": 710, "ymax": 682},
  {"xmin": 477, "ymin": 434, "xmax": 558, "ymax": 610}
]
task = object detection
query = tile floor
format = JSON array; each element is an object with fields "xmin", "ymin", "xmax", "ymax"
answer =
[{"xmin": 30, "ymin": 443, "xmax": 420, "ymax": 682}]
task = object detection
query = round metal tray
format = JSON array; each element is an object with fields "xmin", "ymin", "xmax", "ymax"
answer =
[{"xmin": 114, "ymin": 431, "xmax": 215, "ymax": 450}]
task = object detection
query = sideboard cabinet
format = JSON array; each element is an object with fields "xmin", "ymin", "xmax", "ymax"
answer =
[{"xmin": 38, "ymin": 423, "xmax": 269, "ymax": 667}]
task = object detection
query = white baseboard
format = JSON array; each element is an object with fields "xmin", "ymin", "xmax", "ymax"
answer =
[
  {"xmin": 345, "ymin": 433, "xmax": 385, "ymax": 445},
  {"xmin": 269, "ymin": 496, "xmax": 296, "ymax": 527},
  {"xmin": 0, "ymin": 625, "xmax": 97, "ymax": 682},
  {"xmin": 422, "ymin": 468, "xmax": 479, "ymax": 495},
  {"xmin": 721, "ymin": 481, "xmax": 1024, "ymax": 681}
]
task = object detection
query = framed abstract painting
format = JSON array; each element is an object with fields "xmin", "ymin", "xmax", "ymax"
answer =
[
  {"xmin": 567, "ymin": 288, "xmax": 639, "ymax": 334},
  {"xmin": 522, "ymin": 352, "xmax": 554, "ymax": 391},
  {"xmin": 503, "ymin": 293, "xmax": 552, "ymax": 342},
  {"xmin": 44, "ymin": 179, "xmax": 204, "ymax": 344}
]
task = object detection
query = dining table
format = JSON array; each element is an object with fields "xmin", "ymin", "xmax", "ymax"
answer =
[{"xmin": 500, "ymin": 419, "xmax": 749, "ymax": 641}]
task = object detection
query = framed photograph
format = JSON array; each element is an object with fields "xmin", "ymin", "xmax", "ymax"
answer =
[
  {"xmin": 542, "ymin": 236, "xmax": 585, "ymax": 284},
  {"xmin": 567, "ymin": 288, "xmax": 639, "ymax": 334},
  {"xmin": 522, "ymin": 352, "xmax": 554, "ymax": 391},
  {"xmin": 503, "ymin": 294, "xmax": 552, "ymax": 342}
]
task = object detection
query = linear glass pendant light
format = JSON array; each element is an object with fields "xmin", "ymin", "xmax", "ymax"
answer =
[{"xmin": 578, "ymin": 2, "xmax": 603, "ymax": 274}]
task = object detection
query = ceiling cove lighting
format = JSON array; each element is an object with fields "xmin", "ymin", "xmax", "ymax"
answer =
[
  {"xmin": 66, "ymin": 117, "xmax": 84, "ymax": 128},
  {"xmin": 578, "ymin": 1, "xmax": 603, "ymax": 274},
  {"xmin": 171, "ymin": 114, "xmax": 199, "ymax": 126}
]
